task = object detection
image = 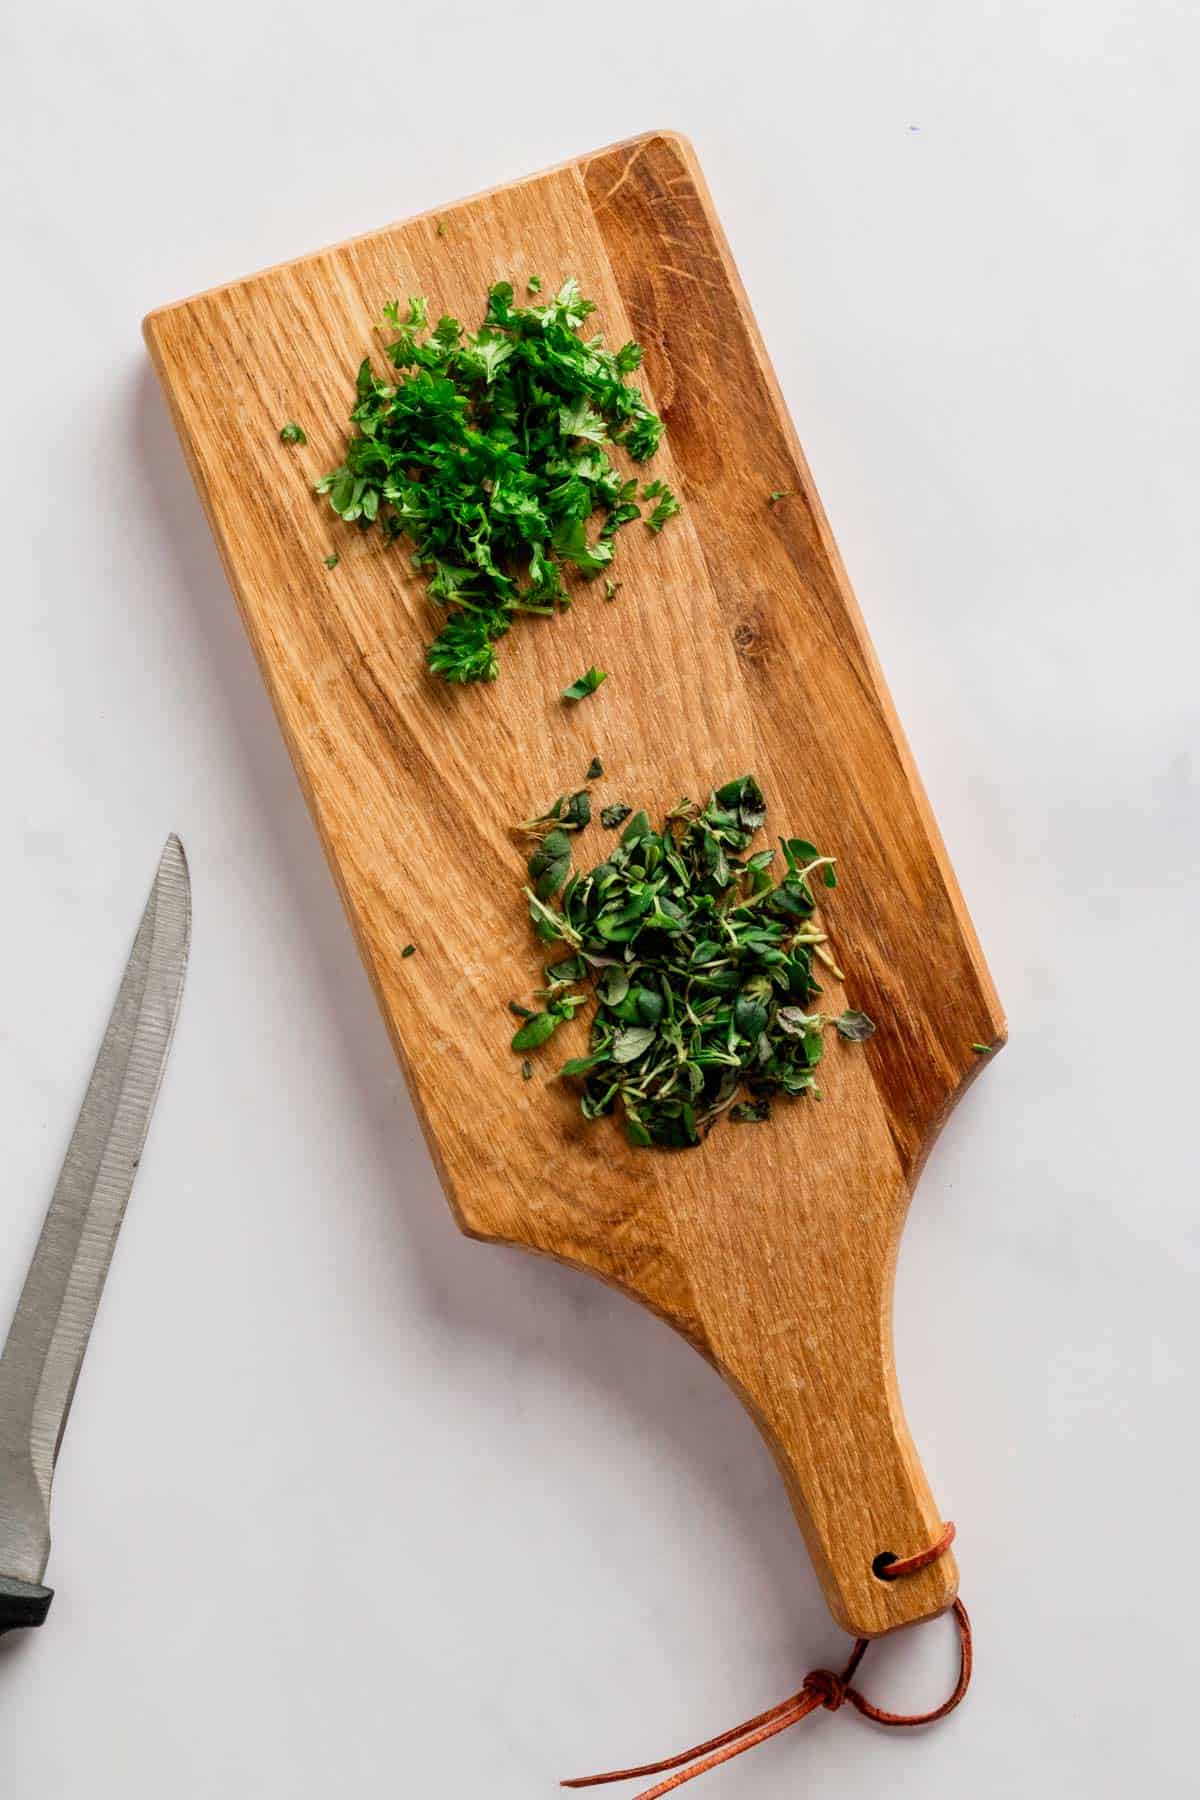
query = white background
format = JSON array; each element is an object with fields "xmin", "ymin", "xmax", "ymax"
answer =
[{"xmin": 1, "ymin": 3, "xmax": 1196, "ymax": 1794}]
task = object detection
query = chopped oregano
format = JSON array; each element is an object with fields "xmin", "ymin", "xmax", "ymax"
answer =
[
  {"xmin": 510, "ymin": 987, "xmax": 588, "ymax": 1053},
  {"xmin": 603, "ymin": 579, "xmax": 622, "ymax": 602},
  {"xmin": 517, "ymin": 790, "xmax": 591, "ymax": 837},
  {"xmin": 600, "ymin": 802, "xmax": 632, "ymax": 830},
  {"xmin": 586, "ymin": 756, "xmax": 604, "ymax": 780},
  {"xmin": 767, "ymin": 489, "xmax": 795, "ymax": 507},
  {"xmin": 521, "ymin": 1058, "xmax": 533, "ymax": 1079},
  {"xmin": 730, "ymin": 1099, "xmax": 771, "ymax": 1123},
  {"xmin": 563, "ymin": 667, "xmax": 607, "ymax": 703},
  {"xmin": 528, "ymin": 828, "xmax": 573, "ymax": 900},
  {"xmin": 280, "ymin": 422, "xmax": 307, "ymax": 445},
  {"xmin": 316, "ymin": 280, "xmax": 674, "ymax": 683},
  {"xmin": 834, "ymin": 1010, "xmax": 876, "ymax": 1041},
  {"xmin": 510, "ymin": 776, "xmax": 875, "ymax": 1148},
  {"xmin": 527, "ymin": 275, "xmax": 542, "ymax": 293},
  {"xmin": 401, "ymin": 943, "xmax": 416, "ymax": 958},
  {"xmin": 511, "ymin": 1011, "xmax": 560, "ymax": 1051},
  {"xmin": 324, "ymin": 553, "xmax": 340, "ymax": 569}
]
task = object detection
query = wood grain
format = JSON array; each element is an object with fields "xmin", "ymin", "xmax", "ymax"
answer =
[{"xmin": 145, "ymin": 131, "xmax": 1004, "ymax": 1639}]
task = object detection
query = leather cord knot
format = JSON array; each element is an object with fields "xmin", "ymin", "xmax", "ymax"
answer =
[
  {"xmin": 563, "ymin": 1524, "xmax": 967, "ymax": 1800},
  {"xmin": 801, "ymin": 1668, "xmax": 846, "ymax": 1712}
]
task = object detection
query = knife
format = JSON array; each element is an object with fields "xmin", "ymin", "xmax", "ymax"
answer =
[{"xmin": 0, "ymin": 836, "xmax": 190, "ymax": 1637}]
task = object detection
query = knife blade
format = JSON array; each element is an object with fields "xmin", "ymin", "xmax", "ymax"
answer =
[{"xmin": 0, "ymin": 835, "xmax": 190, "ymax": 1635}]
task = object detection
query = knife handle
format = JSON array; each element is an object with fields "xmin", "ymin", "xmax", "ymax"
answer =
[{"xmin": 0, "ymin": 1576, "xmax": 54, "ymax": 1636}]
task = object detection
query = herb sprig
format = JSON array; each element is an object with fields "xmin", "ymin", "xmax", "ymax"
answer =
[
  {"xmin": 317, "ymin": 279, "xmax": 673, "ymax": 683},
  {"xmin": 511, "ymin": 775, "xmax": 874, "ymax": 1148}
]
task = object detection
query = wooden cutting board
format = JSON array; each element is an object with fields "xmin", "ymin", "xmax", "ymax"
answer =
[{"xmin": 145, "ymin": 131, "xmax": 1004, "ymax": 1640}]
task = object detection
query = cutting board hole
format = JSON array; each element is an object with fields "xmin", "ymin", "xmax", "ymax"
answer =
[{"xmin": 871, "ymin": 1550, "xmax": 898, "ymax": 1580}]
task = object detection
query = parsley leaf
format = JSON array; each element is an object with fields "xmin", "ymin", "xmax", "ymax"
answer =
[
  {"xmin": 562, "ymin": 667, "xmax": 607, "ymax": 702},
  {"xmin": 645, "ymin": 487, "xmax": 681, "ymax": 533}
]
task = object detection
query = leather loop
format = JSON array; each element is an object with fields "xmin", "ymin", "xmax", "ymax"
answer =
[{"xmin": 563, "ymin": 1529, "xmax": 967, "ymax": 1800}]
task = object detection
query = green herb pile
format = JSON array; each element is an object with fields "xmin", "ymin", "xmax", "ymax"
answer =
[
  {"xmin": 511, "ymin": 775, "xmax": 875, "ymax": 1148},
  {"xmin": 316, "ymin": 279, "xmax": 676, "ymax": 684}
]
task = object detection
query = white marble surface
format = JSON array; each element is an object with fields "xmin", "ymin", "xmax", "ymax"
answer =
[{"xmin": 1, "ymin": 3, "xmax": 1197, "ymax": 1794}]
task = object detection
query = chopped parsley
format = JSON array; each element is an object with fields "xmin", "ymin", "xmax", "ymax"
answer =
[
  {"xmin": 510, "ymin": 775, "xmax": 874, "ymax": 1148},
  {"xmin": 316, "ymin": 279, "xmax": 674, "ymax": 683},
  {"xmin": 645, "ymin": 487, "xmax": 681, "ymax": 533},
  {"xmin": 280, "ymin": 422, "xmax": 307, "ymax": 445},
  {"xmin": 562, "ymin": 667, "xmax": 607, "ymax": 702},
  {"xmin": 324, "ymin": 553, "xmax": 340, "ymax": 569}
]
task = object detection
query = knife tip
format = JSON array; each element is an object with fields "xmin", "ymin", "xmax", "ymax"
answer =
[{"xmin": 157, "ymin": 833, "xmax": 191, "ymax": 908}]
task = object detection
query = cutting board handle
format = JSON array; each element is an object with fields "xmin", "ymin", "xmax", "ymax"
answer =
[{"xmin": 711, "ymin": 1198, "xmax": 959, "ymax": 1638}]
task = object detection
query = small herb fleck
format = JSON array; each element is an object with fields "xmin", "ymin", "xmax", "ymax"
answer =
[
  {"xmin": 435, "ymin": 219, "xmax": 446, "ymax": 237},
  {"xmin": 586, "ymin": 756, "xmax": 604, "ymax": 780},
  {"xmin": 563, "ymin": 667, "xmax": 607, "ymax": 703},
  {"xmin": 521, "ymin": 1059, "xmax": 533, "ymax": 1080},
  {"xmin": 280, "ymin": 422, "xmax": 307, "ymax": 446},
  {"xmin": 509, "ymin": 1000, "xmax": 534, "ymax": 1019},
  {"xmin": 527, "ymin": 275, "xmax": 542, "ymax": 293},
  {"xmin": 324, "ymin": 552, "xmax": 340, "ymax": 569},
  {"xmin": 972, "ymin": 1041, "xmax": 993, "ymax": 1054},
  {"xmin": 603, "ymin": 579, "xmax": 622, "ymax": 602},
  {"xmin": 401, "ymin": 943, "xmax": 416, "ymax": 958},
  {"xmin": 600, "ymin": 802, "xmax": 632, "ymax": 829},
  {"xmin": 767, "ymin": 489, "xmax": 795, "ymax": 507}
]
